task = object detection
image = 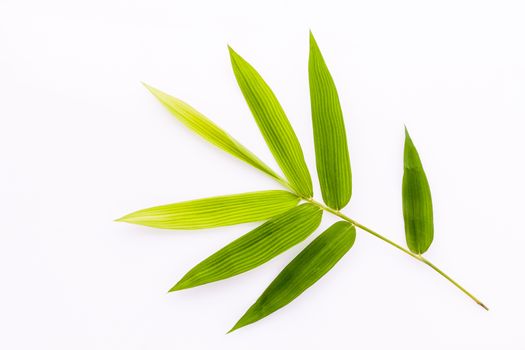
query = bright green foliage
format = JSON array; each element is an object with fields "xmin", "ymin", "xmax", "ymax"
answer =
[
  {"xmin": 117, "ymin": 190, "xmax": 299, "ymax": 230},
  {"xmin": 230, "ymin": 221, "xmax": 356, "ymax": 332},
  {"xmin": 308, "ymin": 32, "xmax": 352, "ymax": 210},
  {"xmin": 143, "ymin": 84, "xmax": 282, "ymax": 182},
  {"xmin": 402, "ymin": 127, "xmax": 434, "ymax": 254},
  {"xmin": 119, "ymin": 33, "xmax": 487, "ymax": 334},
  {"xmin": 170, "ymin": 203, "xmax": 322, "ymax": 291},
  {"xmin": 229, "ymin": 47, "xmax": 313, "ymax": 198}
]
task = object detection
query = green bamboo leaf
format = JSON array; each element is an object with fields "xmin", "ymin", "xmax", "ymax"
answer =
[
  {"xmin": 228, "ymin": 47, "xmax": 313, "ymax": 198},
  {"xmin": 116, "ymin": 190, "xmax": 299, "ymax": 230},
  {"xmin": 230, "ymin": 221, "xmax": 356, "ymax": 332},
  {"xmin": 143, "ymin": 83, "xmax": 283, "ymax": 183},
  {"xmin": 170, "ymin": 203, "xmax": 322, "ymax": 291},
  {"xmin": 308, "ymin": 32, "xmax": 352, "ymax": 210},
  {"xmin": 402, "ymin": 127, "xmax": 434, "ymax": 254}
]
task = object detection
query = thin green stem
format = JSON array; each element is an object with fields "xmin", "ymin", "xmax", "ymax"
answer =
[
  {"xmin": 418, "ymin": 256, "xmax": 489, "ymax": 310},
  {"xmin": 300, "ymin": 196, "xmax": 488, "ymax": 311},
  {"xmin": 271, "ymin": 174, "xmax": 488, "ymax": 309},
  {"xmin": 304, "ymin": 198, "xmax": 419, "ymax": 258}
]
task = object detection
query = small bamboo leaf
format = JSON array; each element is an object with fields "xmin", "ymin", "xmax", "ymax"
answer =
[
  {"xmin": 308, "ymin": 32, "xmax": 352, "ymax": 210},
  {"xmin": 170, "ymin": 203, "xmax": 322, "ymax": 291},
  {"xmin": 116, "ymin": 190, "xmax": 299, "ymax": 230},
  {"xmin": 402, "ymin": 127, "xmax": 434, "ymax": 254},
  {"xmin": 230, "ymin": 221, "xmax": 356, "ymax": 332},
  {"xmin": 143, "ymin": 84, "xmax": 282, "ymax": 183},
  {"xmin": 228, "ymin": 47, "xmax": 313, "ymax": 198}
]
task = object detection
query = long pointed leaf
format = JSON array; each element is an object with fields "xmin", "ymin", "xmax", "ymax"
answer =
[
  {"xmin": 230, "ymin": 221, "xmax": 356, "ymax": 332},
  {"xmin": 228, "ymin": 47, "xmax": 313, "ymax": 198},
  {"xmin": 116, "ymin": 190, "xmax": 299, "ymax": 230},
  {"xmin": 308, "ymin": 32, "xmax": 352, "ymax": 210},
  {"xmin": 143, "ymin": 84, "xmax": 282, "ymax": 183},
  {"xmin": 170, "ymin": 204, "xmax": 322, "ymax": 291},
  {"xmin": 402, "ymin": 127, "xmax": 434, "ymax": 254}
]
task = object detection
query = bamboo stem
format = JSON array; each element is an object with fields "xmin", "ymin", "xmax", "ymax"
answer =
[{"xmin": 302, "ymin": 197, "xmax": 488, "ymax": 310}]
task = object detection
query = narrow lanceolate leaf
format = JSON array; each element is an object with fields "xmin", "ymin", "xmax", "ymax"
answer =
[
  {"xmin": 228, "ymin": 47, "xmax": 313, "ymax": 198},
  {"xmin": 116, "ymin": 190, "xmax": 299, "ymax": 230},
  {"xmin": 143, "ymin": 84, "xmax": 282, "ymax": 183},
  {"xmin": 402, "ymin": 128, "xmax": 434, "ymax": 254},
  {"xmin": 308, "ymin": 32, "xmax": 352, "ymax": 210},
  {"xmin": 170, "ymin": 204, "xmax": 322, "ymax": 291},
  {"xmin": 230, "ymin": 221, "xmax": 356, "ymax": 332}
]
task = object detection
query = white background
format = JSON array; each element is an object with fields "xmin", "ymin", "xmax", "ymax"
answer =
[{"xmin": 1, "ymin": 0, "xmax": 524, "ymax": 348}]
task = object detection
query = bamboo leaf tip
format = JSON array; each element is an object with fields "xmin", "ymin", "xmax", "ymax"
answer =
[
  {"xmin": 114, "ymin": 215, "xmax": 129, "ymax": 223},
  {"xmin": 309, "ymin": 31, "xmax": 319, "ymax": 50},
  {"xmin": 142, "ymin": 82, "xmax": 161, "ymax": 97},
  {"xmin": 227, "ymin": 321, "xmax": 244, "ymax": 334},
  {"xmin": 168, "ymin": 286, "xmax": 179, "ymax": 293},
  {"xmin": 114, "ymin": 212, "xmax": 145, "ymax": 225},
  {"xmin": 227, "ymin": 45, "xmax": 238, "ymax": 58},
  {"xmin": 169, "ymin": 278, "xmax": 192, "ymax": 292},
  {"xmin": 114, "ymin": 211, "xmax": 139, "ymax": 223},
  {"xmin": 227, "ymin": 45, "xmax": 243, "ymax": 67}
]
